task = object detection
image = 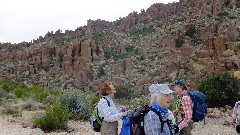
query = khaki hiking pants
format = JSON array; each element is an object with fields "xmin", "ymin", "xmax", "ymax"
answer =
[
  {"xmin": 100, "ymin": 120, "xmax": 118, "ymax": 135},
  {"xmin": 180, "ymin": 122, "xmax": 194, "ymax": 135}
]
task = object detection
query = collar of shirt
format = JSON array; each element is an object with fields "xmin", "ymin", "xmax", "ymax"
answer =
[
  {"xmin": 182, "ymin": 90, "xmax": 188, "ymax": 96},
  {"xmin": 103, "ymin": 95, "xmax": 111, "ymax": 100},
  {"xmin": 151, "ymin": 102, "xmax": 169, "ymax": 115}
]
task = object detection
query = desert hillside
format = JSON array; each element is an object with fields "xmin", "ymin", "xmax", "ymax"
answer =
[
  {"xmin": 1, "ymin": 0, "xmax": 240, "ymax": 134},
  {"xmin": 0, "ymin": 0, "xmax": 240, "ymax": 93}
]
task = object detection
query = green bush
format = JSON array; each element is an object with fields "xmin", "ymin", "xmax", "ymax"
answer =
[
  {"xmin": 97, "ymin": 65, "xmax": 105, "ymax": 78},
  {"xmin": 1, "ymin": 80, "xmax": 26, "ymax": 92},
  {"xmin": 14, "ymin": 87, "xmax": 28, "ymax": 99},
  {"xmin": 197, "ymin": 72, "xmax": 240, "ymax": 108},
  {"xmin": 129, "ymin": 26, "xmax": 155, "ymax": 37},
  {"xmin": 175, "ymin": 35, "xmax": 184, "ymax": 48},
  {"xmin": 104, "ymin": 50, "xmax": 114, "ymax": 59},
  {"xmin": 125, "ymin": 45, "xmax": 135, "ymax": 53},
  {"xmin": 88, "ymin": 95, "xmax": 101, "ymax": 109},
  {"xmin": 14, "ymin": 85, "xmax": 50, "ymax": 102},
  {"xmin": 217, "ymin": 10, "xmax": 229, "ymax": 17},
  {"xmin": 2, "ymin": 83, "xmax": 14, "ymax": 92},
  {"xmin": 43, "ymin": 95, "xmax": 58, "ymax": 105},
  {"xmin": 186, "ymin": 24, "xmax": 196, "ymax": 39},
  {"xmin": 104, "ymin": 45, "xmax": 136, "ymax": 60},
  {"xmin": 92, "ymin": 31, "xmax": 106, "ymax": 42},
  {"xmin": 34, "ymin": 103, "xmax": 70, "ymax": 132},
  {"xmin": 127, "ymin": 95, "xmax": 149, "ymax": 111},
  {"xmin": 53, "ymin": 36, "xmax": 72, "ymax": 45},
  {"xmin": 30, "ymin": 86, "xmax": 50, "ymax": 102},
  {"xmin": 115, "ymin": 85, "xmax": 135, "ymax": 101},
  {"xmin": 60, "ymin": 94, "xmax": 91, "ymax": 120}
]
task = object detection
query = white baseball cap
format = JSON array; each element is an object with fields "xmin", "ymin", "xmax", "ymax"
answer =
[{"xmin": 149, "ymin": 83, "xmax": 173, "ymax": 94}]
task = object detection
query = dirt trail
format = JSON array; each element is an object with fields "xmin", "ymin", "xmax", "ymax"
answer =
[{"xmin": 0, "ymin": 115, "xmax": 238, "ymax": 135}]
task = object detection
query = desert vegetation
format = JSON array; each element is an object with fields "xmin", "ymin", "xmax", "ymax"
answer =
[{"xmin": 0, "ymin": 70, "xmax": 240, "ymax": 133}]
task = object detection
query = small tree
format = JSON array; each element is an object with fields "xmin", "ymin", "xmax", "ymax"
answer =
[{"xmin": 197, "ymin": 72, "xmax": 240, "ymax": 108}]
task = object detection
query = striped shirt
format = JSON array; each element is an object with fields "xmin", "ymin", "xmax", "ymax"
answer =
[
  {"xmin": 178, "ymin": 91, "xmax": 193, "ymax": 130},
  {"xmin": 98, "ymin": 96, "xmax": 122, "ymax": 122}
]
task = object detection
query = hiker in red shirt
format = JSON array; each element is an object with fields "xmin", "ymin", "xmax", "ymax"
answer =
[{"xmin": 171, "ymin": 80, "xmax": 193, "ymax": 135}]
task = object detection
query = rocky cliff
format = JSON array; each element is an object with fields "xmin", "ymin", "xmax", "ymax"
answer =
[{"xmin": 0, "ymin": 0, "xmax": 240, "ymax": 93}]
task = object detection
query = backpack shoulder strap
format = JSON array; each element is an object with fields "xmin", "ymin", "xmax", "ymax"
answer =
[
  {"xmin": 97, "ymin": 97, "xmax": 110, "ymax": 122},
  {"xmin": 102, "ymin": 97, "xmax": 110, "ymax": 107},
  {"xmin": 149, "ymin": 107, "xmax": 163, "ymax": 121},
  {"xmin": 149, "ymin": 107, "xmax": 173, "ymax": 135}
]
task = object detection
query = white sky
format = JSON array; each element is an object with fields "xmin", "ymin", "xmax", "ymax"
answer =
[{"xmin": 0, "ymin": 0, "xmax": 178, "ymax": 43}]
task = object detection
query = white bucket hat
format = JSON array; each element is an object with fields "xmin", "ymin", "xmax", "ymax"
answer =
[{"xmin": 149, "ymin": 83, "xmax": 173, "ymax": 95}]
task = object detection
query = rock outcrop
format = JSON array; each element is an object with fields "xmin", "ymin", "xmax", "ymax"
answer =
[{"xmin": 0, "ymin": 0, "xmax": 240, "ymax": 92}]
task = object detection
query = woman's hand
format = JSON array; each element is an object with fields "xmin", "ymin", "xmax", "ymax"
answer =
[{"xmin": 121, "ymin": 106, "xmax": 126, "ymax": 112}]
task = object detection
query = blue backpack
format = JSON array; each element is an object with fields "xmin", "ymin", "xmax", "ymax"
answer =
[{"xmin": 188, "ymin": 90, "xmax": 207, "ymax": 123}]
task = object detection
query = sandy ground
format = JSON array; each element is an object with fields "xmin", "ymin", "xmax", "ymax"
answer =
[{"xmin": 0, "ymin": 115, "xmax": 238, "ymax": 135}]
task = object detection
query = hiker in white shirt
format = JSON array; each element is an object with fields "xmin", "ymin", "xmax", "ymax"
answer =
[{"xmin": 98, "ymin": 81, "xmax": 127, "ymax": 135}]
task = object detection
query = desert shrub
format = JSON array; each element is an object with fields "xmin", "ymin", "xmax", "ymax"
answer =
[
  {"xmin": 0, "ymin": 89, "xmax": 9, "ymax": 98},
  {"xmin": 127, "ymin": 95, "xmax": 149, "ymax": 110},
  {"xmin": 1, "ymin": 80, "xmax": 26, "ymax": 92},
  {"xmin": 2, "ymin": 108, "xmax": 20, "ymax": 117},
  {"xmin": 129, "ymin": 26, "xmax": 155, "ymax": 37},
  {"xmin": 92, "ymin": 31, "xmax": 106, "ymax": 42},
  {"xmin": 104, "ymin": 45, "xmax": 136, "ymax": 60},
  {"xmin": 217, "ymin": 10, "xmax": 230, "ymax": 17},
  {"xmin": 29, "ymin": 86, "xmax": 50, "ymax": 102},
  {"xmin": 42, "ymin": 95, "xmax": 58, "ymax": 105},
  {"xmin": 22, "ymin": 99, "xmax": 44, "ymax": 111},
  {"xmin": 60, "ymin": 94, "xmax": 91, "ymax": 120},
  {"xmin": 115, "ymin": 85, "xmax": 135, "ymax": 101},
  {"xmin": 175, "ymin": 35, "xmax": 184, "ymax": 48},
  {"xmin": 197, "ymin": 72, "xmax": 240, "ymax": 108},
  {"xmin": 186, "ymin": 23, "xmax": 196, "ymax": 39},
  {"xmin": 104, "ymin": 50, "xmax": 114, "ymax": 59},
  {"xmin": 53, "ymin": 36, "xmax": 72, "ymax": 45},
  {"xmin": 125, "ymin": 45, "xmax": 135, "ymax": 53},
  {"xmin": 14, "ymin": 87, "xmax": 29, "ymax": 99},
  {"xmin": 97, "ymin": 65, "xmax": 105, "ymax": 78},
  {"xmin": 2, "ymin": 83, "xmax": 14, "ymax": 92},
  {"xmin": 87, "ymin": 95, "xmax": 101, "ymax": 109},
  {"xmin": 34, "ymin": 103, "xmax": 70, "ymax": 132},
  {"xmin": 14, "ymin": 85, "xmax": 50, "ymax": 102}
]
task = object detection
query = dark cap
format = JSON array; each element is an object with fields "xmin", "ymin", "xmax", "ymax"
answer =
[{"xmin": 171, "ymin": 80, "xmax": 187, "ymax": 88}]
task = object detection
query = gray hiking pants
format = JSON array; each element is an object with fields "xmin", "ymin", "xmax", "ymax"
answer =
[{"xmin": 180, "ymin": 122, "xmax": 193, "ymax": 135}]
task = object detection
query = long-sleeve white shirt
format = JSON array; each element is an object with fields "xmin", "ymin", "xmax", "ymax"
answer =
[{"xmin": 98, "ymin": 96, "xmax": 122, "ymax": 122}]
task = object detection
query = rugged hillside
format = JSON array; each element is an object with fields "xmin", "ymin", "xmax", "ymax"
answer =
[{"xmin": 0, "ymin": 0, "xmax": 240, "ymax": 93}]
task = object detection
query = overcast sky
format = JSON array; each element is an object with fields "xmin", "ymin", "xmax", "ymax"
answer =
[{"xmin": 0, "ymin": 0, "xmax": 178, "ymax": 43}]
